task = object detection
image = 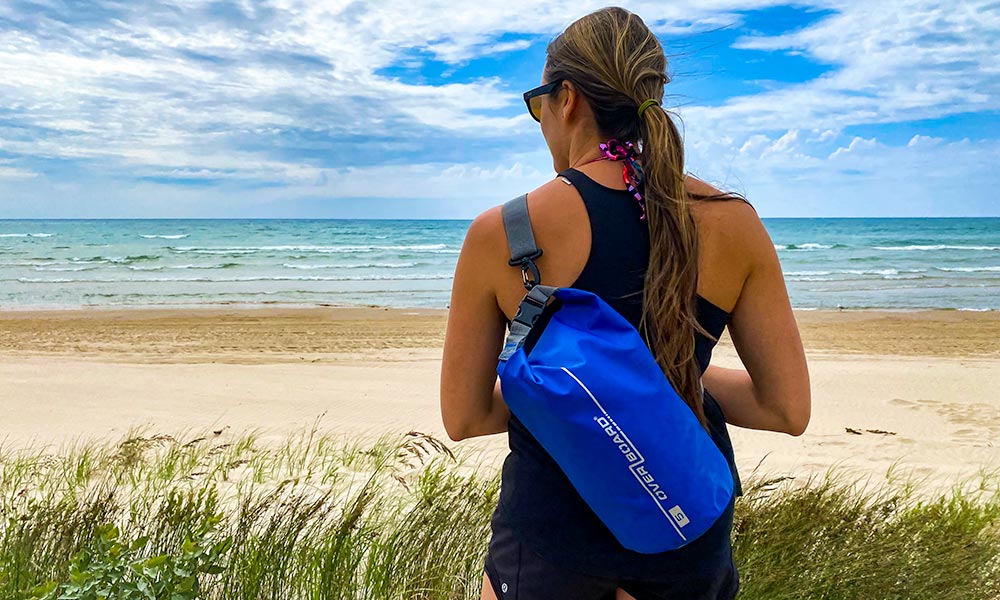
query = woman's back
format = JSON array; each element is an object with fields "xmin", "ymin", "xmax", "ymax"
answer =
[
  {"xmin": 491, "ymin": 164, "xmax": 751, "ymax": 334},
  {"xmin": 491, "ymin": 165, "xmax": 743, "ymax": 587}
]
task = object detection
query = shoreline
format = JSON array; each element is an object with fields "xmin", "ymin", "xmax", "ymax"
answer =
[
  {"xmin": 1, "ymin": 302, "xmax": 996, "ymax": 314},
  {"xmin": 2, "ymin": 305, "xmax": 998, "ymax": 359}
]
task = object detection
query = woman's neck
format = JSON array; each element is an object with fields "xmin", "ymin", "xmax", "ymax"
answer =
[{"xmin": 563, "ymin": 129, "xmax": 608, "ymax": 170}]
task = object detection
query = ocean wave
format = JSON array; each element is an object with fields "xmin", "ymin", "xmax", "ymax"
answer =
[
  {"xmin": 108, "ymin": 255, "xmax": 160, "ymax": 264},
  {"xmin": 141, "ymin": 234, "xmax": 189, "ymax": 239},
  {"xmin": 787, "ymin": 275, "xmax": 928, "ymax": 282},
  {"xmin": 176, "ymin": 263, "xmax": 241, "ymax": 269},
  {"xmin": 935, "ymin": 266, "xmax": 1000, "ymax": 273},
  {"xmin": 873, "ymin": 245, "xmax": 1000, "ymax": 251},
  {"xmin": 785, "ymin": 268, "xmax": 927, "ymax": 280},
  {"xmin": 281, "ymin": 262, "xmax": 420, "ymax": 270},
  {"xmin": 128, "ymin": 263, "xmax": 241, "ymax": 271},
  {"xmin": 33, "ymin": 266, "xmax": 99, "ymax": 272},
  {"xmin": 841, "ymin": 268, "xmax": 926, "ymax": 276},
  {"xmin": 168, "ymin": 244, "xmax": 454, "ymax": 254},
  {"xmin": 801, "ymin": 282, "xmax": 990, "ymax": 293},
  {"xmin": 16, "ymin": 278, "xmax": 76, "ymax": 283},
  {"xmin": 171, "ymin": 249, "xmax": 258, "ymax": 255},
  {"xmin": 0, "ymin": 260, "xmax": 58, "ymax": 267},
  {"xmin": 13, "ymin": 274, "xmax": 454, "ymax": 284},
  {"xmin": 79, "ymin": 289, "xmax": 446, "ymax": 300},
  {"xmin": 0, "ymin": 233, "xmax": 55, "ymax": 238},
  {"xmin": 775, "ymin": 243, "xmax": 840, "ymax": 251},
  {"xmin": 67, "ymin": 255, "xmax": 161, "ymax": 265}
]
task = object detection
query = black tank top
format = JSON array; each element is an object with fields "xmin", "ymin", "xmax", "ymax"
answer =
[{"xmin": 496, "ymin": 167, "xmax": 744, "ymax": 582}]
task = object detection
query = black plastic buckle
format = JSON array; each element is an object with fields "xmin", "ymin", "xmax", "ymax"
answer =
[{"xmin": 512, "ymin": 292, "xmax": 548, "ymax": 327}]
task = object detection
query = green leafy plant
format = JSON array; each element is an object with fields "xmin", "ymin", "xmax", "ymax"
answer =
[
  {"xmin": 26, "ymin": 517, "xmax": 232, "ymax": 600},
  {"xmin": 2, "ymin": 426, "xmax": 997, "ymax": 600}
]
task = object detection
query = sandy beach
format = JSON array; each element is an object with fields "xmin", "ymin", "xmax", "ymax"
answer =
[{"xmin": 2, "ymin": 306, "xmax": 998, "ymax": 493}]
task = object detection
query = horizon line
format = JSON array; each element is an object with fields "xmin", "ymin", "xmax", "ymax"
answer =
[{"xmin": 2, "ymin": 215, "xmax": 1000, "ymax": 221}]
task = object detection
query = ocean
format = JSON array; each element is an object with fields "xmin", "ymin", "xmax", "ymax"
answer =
[{"xmin": 0, "ymin": 218, "xmax": 996, "ymax": 311}]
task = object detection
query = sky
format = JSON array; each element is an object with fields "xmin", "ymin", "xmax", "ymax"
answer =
[{"xmin": 0, "ymin": 0, "xmax": 997, "ymax": 219}]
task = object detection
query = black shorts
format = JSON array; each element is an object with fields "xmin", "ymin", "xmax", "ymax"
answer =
[{"xmin": 482, "ymin": 509, "xmax": 740, "ymax": 600}]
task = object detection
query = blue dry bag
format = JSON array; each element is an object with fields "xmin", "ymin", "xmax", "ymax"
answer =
[{"xmin": 496, "ymin": 194, "xmax": 734, "ymax": 554}]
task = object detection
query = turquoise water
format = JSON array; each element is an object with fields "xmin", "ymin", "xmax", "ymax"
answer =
[{"xmin": 0, "ymin": 218, "xmax": 996, "ymax": 311}]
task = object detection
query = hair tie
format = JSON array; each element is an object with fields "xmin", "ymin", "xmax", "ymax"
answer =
[{"xmin": 638, "ymin": 98, "xmax": 660, "ymax": 118}]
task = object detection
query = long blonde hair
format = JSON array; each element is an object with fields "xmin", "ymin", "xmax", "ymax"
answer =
[{"xmin": 545, "ymin": 7, "xmax": 731, "ymax": 429}]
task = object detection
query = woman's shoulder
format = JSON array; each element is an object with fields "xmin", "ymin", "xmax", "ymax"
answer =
[
  {"xmin": 687, "ymin": 177, "xmax": 767, "ymax": 249},
  {"xmin": 463, "ymin": 177, "xmax": 572, "ymax": 261},
  {"xmin": 685, "ymin": 176, "xmax": 775, "ymax": 311},
  {"xmin": 467, "ymin": 177, "xmax": 578, "ymax": 241}
]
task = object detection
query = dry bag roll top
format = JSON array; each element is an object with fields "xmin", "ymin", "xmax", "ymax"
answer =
[{"xmin": 496, "ymin": 193, "xmax": 734, "ymax": 554}]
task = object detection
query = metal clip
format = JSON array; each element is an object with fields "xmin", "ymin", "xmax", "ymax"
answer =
[{"xmin": 520, "ymin": 260, "xmax": 540, "ymax": 291}]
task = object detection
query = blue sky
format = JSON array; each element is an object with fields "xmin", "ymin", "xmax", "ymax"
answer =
[{"xmin": 0, "ymin": 0, "xmax": 997, "ymax": 218}]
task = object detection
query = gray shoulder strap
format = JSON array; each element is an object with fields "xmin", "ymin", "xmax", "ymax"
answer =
[
  {"xmin": 501, "ymin": 194, "xmax": 542, "ymax": 265},
  {"xmin": 501, "ymin": 194, "xmax": 544, "ymax": 290},
  {"xmin": 498, "ymin": 195, "xmax": 559, "ymax": 361}
]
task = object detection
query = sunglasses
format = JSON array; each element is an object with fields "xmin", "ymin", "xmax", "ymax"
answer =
[{"xmin": 523, "ymin": 79, "xmax": 564, "ymax": 123}]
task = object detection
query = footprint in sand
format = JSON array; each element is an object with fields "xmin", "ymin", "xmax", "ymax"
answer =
[
  {"xmin": 933, "ymin": 402, "xmax": 1000, "ymax": 431},
  {"xmin": 819, "ymin": 439, "xmax": 848, "ymax": 447},
  {"xmin": 889, "ymin": 399, "xmax": 999, "ymax": 438}
]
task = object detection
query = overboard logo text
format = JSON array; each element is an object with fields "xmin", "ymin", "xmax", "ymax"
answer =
[
  {"xmin": 559, "ymin": 366, "xmax": 689, "ymax": 539},
  {"xmin": 595, "ymin": 415, "xmax": 669, "ymax": 502},
  {"xmin": 594, "ymin": 414, "xmax": 690, "ymax": 533}
]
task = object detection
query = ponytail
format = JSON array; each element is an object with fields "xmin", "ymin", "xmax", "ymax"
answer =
[{"xmin": 545, "ymin": 7, "xmax": 714, "ymax": 428}]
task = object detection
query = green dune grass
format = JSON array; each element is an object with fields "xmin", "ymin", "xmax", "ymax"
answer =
[{"xmin": 1, "ymin": 424, "xmax": 997, "ymax": 599}]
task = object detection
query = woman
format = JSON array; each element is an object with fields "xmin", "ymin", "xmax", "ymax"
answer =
[{"xmin": 440, "ymin": 7, "xmax": 810, "ymax": 600}]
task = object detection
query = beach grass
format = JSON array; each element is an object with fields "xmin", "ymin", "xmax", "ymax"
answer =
[{"xmin": 1, "ymin": 425, "xmax": 997, "ymax": 600}]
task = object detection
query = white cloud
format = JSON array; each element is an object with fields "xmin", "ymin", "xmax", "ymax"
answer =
[
  {"xmin": 687, "ymin": 128, "xmax": 999, "ymax": 217},
  {"xmin": 907, "ymin": 134, "xmax": 943, "ymax": 147},
  {"xmin": 0, "ymin": 0, "xmax": 996, "ymax": 216},
  {"xmin": 0, "ymin": 167, "xmax": 37, "ymax": 179},
  {"xmin": 827, "ymin": 136, "xmax": 878, "ymax": 159},
  {"xmin": 817, "ymin": 129, "xmax": 837, "ymax": 142},
  {"xmin": 683, "ymin": 0, "xmax": 1000, "ymax": 137}
]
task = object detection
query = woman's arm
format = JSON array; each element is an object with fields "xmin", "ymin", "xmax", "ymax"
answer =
[
  {"xmin": 702, "ymin": 203, "xmax": 811, "ymax": 436},
  {"xmin": 439, "ymin": 208, "xmax": 511, "ymax": 442}
]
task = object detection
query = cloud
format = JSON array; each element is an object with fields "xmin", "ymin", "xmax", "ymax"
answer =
[
  {"xmin": 682, "ymin": 0, "xmax": 1000, "ymax": 136},
  {"xmin": 687, "ymin": 128, "xmax": 999, "ymax": 216},
  {"xmin": 0, "ymin": 166, "xmax": 38, "ymax": 180},
  {"xmin": 907, "ymin": 134, "xmax": 943, "ymax": 147},
  {"xmin": 0, "ymin": 0, "xmax": 996, "ymax": 217},
  {"xmin": 827, "ymin": 136, "xmax": 877, "ymax": 160}
]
